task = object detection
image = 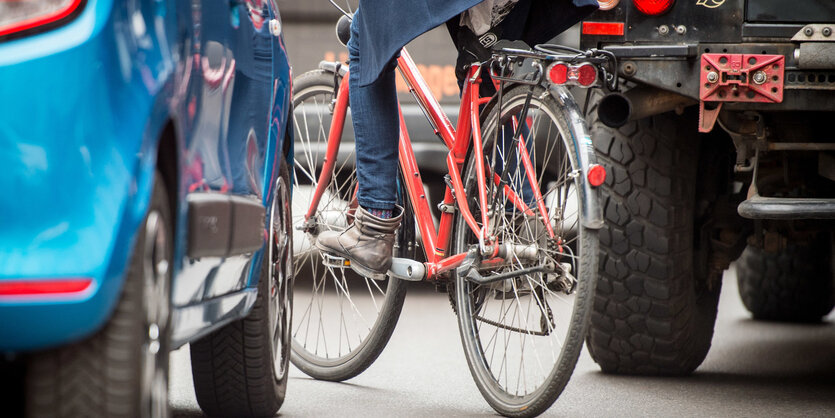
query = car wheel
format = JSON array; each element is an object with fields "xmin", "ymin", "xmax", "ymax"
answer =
[
  {"xmin": 25, "ymin": 171, "xmax": 172, "ymax": 417},
  {"xmin": 190, "ymin": 161, "xmax": 293, "ymax": 416}
]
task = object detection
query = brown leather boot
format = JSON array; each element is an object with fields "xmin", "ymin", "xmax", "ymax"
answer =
[{"xmin": 315, "ymin": 206, "xmax": 403, "ymax": 280}]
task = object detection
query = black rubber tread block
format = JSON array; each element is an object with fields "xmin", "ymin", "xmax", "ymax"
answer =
[
  {"xmin": 585, "ymin": 94, "xmax": 720, "ymax": 376},
  {"xmin": 736, "ymin": 235, "xmax": 835, "ymax": 322},
  {"xmin": 190, "ymin": 298, "xmax": 283, "ymax": 417},
  {"xmin": 190, "ymin": 169, "xmax": 287, "ymax": 418}
]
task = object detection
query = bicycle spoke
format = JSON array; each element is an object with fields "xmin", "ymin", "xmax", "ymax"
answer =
[
  {"xmin": 291, "ymin": 75, "xmax": 406, "ymax": 379},
  {"xmin": 456, "ymin": 87, "xmax": 594, "ymax": 408}
]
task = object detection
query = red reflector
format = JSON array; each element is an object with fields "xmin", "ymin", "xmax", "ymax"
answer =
[
  {"xmin": 549, "ymin": 63, "xmax": 568, "ymax": 84},
  {"xmin": 576, "ymin": 63, "xmax": 598, "ymax": 86},
  {"xmin": 0, "ymin": 0, "xmax": 84, "ymax": 38},
  {"xmin": 632, "ymin": 0, "xmax": 675, "ymax": 15},
  {"xmin": 587, "ymin": 164, "xmax": 606, "ymax": 187},
  {"xmin": 0, "ymin": 278, "xmax": 93, "ymax": 297},
  {"xmin": 582, "ymin": 22, "xmax": 625, "ymax": 36}
]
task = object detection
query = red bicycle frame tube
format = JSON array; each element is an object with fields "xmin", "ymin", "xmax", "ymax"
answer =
[
  {"xmin": 304, "ymin": 48, "xmax": 545, "ymax": 279},
  {"xmin": 492, "ymin": 172, "xmax": 535, "ymax": 217},
  {"xmin": 397, "ymin": 106, "xmax": 438, "ymax": 256},
  {"xmin": 469, "ymin": 80, "xmax": 491, "ymax": 233},
  {"xmin": 304, "ymin": 75, "xmax": 350, "ymax": 221},
  {"xmin": 517, "ymin": 138, "xmax": 555, "ymax": 238},
  {"xmin": 512, "ymin": 116, "xmax": 556, "ymax": 239}
]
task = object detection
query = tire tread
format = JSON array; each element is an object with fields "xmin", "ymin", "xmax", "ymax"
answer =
[
  {"xmin": 586, "ymin": 95, "xmax": 720, "ymax": 375},
  {"xmin": 190, "ymin": 164, "xmax": 290, "ymax": 417},
  {"xmin": 736, "ymin": 236, "xmax": 835, "ymax": 322},
  {"xmin": 25, "ymin": 173, "xmax": 171, "ymax": 417}
]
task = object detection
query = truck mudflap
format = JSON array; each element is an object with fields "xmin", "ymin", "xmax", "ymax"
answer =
[{"xmin": 698, "ymin": 53, "xmax": 785, "ymax": 132}]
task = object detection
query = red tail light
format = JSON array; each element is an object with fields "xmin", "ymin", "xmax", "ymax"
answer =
[
  {"xmin": 0, "ymin": 278, "xmax": 93, "ymax": 299},
  {"xmin": 632, "ymin": 0, "xmax": 674, "ymax": 15},
  {"xmin": 549, "ymin": 63, "xmax": 568, "ymax": 85},
  {"xmin": 574, "ymin": 63, "xmax": 597, "ymax": 86},
  {"xmin": 549, "ymin": 62, "xmax": 598, "ymax": 87},
  {"xmin": 0, "ymin": 0, "xmax": 84, "ymax": 38}
]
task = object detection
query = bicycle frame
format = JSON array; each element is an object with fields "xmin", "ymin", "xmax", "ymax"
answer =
[{"xmin": 303, "ymin": 47, "xmax": 604, "ymax": 281}]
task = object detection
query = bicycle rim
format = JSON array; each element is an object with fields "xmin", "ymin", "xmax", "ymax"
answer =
[
  {"xmin": 454, "ymin": 86, "xmax": 598, "ymax": 416},
  {"xmin": 290, "ymin": 72, "xmax": 407, "ymax": 381}
]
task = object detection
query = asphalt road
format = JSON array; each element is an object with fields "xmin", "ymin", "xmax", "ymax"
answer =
[{"xmin": 169, "ymin": 267, "xmax": 835, "ymax": 417}]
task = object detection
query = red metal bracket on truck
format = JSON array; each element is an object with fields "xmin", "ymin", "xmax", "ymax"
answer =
[{"xmin": 698, "ymin": 53, "xmax": 785, "ymax": 132}]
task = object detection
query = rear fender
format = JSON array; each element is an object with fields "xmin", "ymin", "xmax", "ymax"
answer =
[{"xmin": 547, "ymin": 85, "xmax": 604, "ymax": 229}]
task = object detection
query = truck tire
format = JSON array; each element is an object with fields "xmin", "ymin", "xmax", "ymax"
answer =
[
  {"xmin": 586, "ymin": 101, "xmax": 721, "ymax": 375},
  {"xmin": 736, "ymin": 235, "xmax": 835, "ymax": 322}
]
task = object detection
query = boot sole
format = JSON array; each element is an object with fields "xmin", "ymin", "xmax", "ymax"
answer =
[{"xmin": 314, "ymin": 241, "xmax": 389, "ymax": 281}]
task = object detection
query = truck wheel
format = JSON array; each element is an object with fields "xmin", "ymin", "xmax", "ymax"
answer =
[
  {"xmin": 736, "ymin": 235, "xmax": 835, "ymax": 322},
  {"xmin": 26, "ymin": 172, "xmax": 172, "ymax": 417},
  {"xmin": 190, "ymin": 162, "xmax": 293, "ymax": 417},
  {"xmin": 586, "ymin": 101, "xmax": 721, "ymax": 375}
]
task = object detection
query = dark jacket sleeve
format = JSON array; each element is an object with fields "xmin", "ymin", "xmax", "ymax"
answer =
[
  {"xmin": 356, "ymin": 0, "xmax": 482, "ymax": 86},
  {"xmin": 523, "ymin": 0, "xmax": 599, "ymax": 45},
  {"xmin": 357, "ymin": 0, "xmax": 598, "ymax": 87}
]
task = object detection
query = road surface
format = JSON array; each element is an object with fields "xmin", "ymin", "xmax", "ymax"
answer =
[{"xmin": 170, "ymin": 267, "xmax": 835, "ymax": 417}]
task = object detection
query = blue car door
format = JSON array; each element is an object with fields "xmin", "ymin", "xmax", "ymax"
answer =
[
  {"xmin": 223, "ymin": 0, "xmax": 275, "ymax": 292},
  {"xmin": 174, "ymin": 0, "xmax": 271, "ymax": 305},
  {"xmin": 226, "ymin": 0, "xmax": 274, "ymax": 199}
]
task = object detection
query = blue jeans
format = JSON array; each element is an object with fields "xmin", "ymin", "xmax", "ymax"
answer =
[{"xmin": 349, "ymin": 8, "xmax": 400, "ymax": 210}]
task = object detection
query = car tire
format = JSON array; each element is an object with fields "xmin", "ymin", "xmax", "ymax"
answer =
[
  {"xmin": 25, "ymin": 171, "xmax": 173, "ymax": 418},
  {"xmin": 736, "ymin": 234, "xmax": 835, "ymax": 322},
  {"xmin": 585, "ymin": 98, "xmax": 721, "ymax": 375},
  {"xmin": 190, "ymin": 162, "xmax": 293, "ymax": 417}
]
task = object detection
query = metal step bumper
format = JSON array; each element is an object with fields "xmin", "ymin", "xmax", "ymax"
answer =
[{"xmin": 738, "ymin": 194, "xmax": 835, "ymax": 219}]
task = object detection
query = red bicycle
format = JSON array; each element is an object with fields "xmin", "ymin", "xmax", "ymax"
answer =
[{"xmin": 290, "ymin": 14, "xmax": 615, "ymax": 417}]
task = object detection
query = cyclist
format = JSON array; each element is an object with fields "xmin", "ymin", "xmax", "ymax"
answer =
[{"xmin": 317, "ymin": 0, "xmax": 598, "ymax": 279}]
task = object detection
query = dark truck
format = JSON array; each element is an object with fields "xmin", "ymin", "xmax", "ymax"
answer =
[{"xmin": 579, "ymin": 0, "xmax": 835, "ymax": 375}]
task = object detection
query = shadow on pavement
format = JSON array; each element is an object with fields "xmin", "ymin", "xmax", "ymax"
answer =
[{"xmin": 572, "ymin": 314, "xmax": 835, "ymax": 416}]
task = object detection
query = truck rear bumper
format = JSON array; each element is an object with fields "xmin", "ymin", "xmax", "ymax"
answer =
[{"xmin": 597, "ymin": 42, "xmax": 835, "ymax": 112}]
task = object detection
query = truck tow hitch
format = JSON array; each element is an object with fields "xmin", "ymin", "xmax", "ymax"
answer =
[{"xmin": 699, "ymin": 53, "xmax": 785, "ymax": 132}]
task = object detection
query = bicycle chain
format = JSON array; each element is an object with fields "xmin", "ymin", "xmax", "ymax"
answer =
[
  {"xmin": 447, "ymin": 278, "xmax": 553, "ymax": 336},
  {"xmin": 447, "ymin": 280, "xmax": 459, "ymax": 316}
]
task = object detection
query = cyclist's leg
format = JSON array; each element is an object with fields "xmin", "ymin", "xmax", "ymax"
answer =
[
  {"xmin": 494, "ymin": 121, "xmax": 535, "ymax": 207},
  {"xmin": 348, "ymin": 7, "xmax": 399, "ymax": 214},
  {"xmin": 316, "ymin": 7, "xmax": 403, "ymax": 278}
]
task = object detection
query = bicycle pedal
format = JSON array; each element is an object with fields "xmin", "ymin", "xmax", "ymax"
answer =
[
  {"xmin": 388, "ymin": 258, "xmax": 425, "ymax": 282},
  {"xmin": 322, "ymin": 253, "xmax": 351, "ymax": 268}
]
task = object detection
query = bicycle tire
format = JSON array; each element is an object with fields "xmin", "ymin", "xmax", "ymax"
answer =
[
  {"xmin": 289, "ymin": 69, "xmax": 408, "ymax": 381},
  {"xmin": 453, "ymin": 84, "xmax": 598, "ymax": 417}
]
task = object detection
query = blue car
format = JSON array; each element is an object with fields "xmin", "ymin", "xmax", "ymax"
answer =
[{"xmin": 0, "ymin": 0, "xmax": 293, "ymax": 415}]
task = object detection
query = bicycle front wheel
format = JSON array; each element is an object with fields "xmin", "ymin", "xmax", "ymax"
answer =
[
  {"xmin": 453, "ymin": 85, "xmax": 598, "ymax": 417},
  {"xmin": 290, "ymin": 69, "xmax": 408, "ymax": 381}
]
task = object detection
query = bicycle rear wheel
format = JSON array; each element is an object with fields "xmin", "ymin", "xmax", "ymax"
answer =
[
  {"xmin": 453, "ymin": 84, "xmax": 598, "ymax": 417},
  {"xmin": 290, "ymin": 69, "xmax": 409, "ymax": 381}
]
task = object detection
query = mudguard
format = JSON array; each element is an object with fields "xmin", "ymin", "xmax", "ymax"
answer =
[{"xmin": 547, "ymin": 85, "xmax": 605, "ymax": 230}]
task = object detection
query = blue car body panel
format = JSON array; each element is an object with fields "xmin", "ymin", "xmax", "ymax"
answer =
[{"xmin": 0, "ymin": 0, "xmax": 292, "ymax": 352}]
